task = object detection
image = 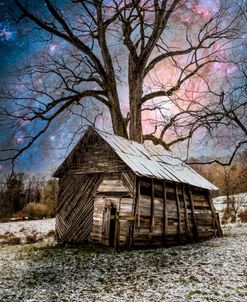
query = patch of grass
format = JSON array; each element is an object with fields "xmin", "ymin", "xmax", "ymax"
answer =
[
  {"xmin": 238, "ymin": 284, "xmax": 247, "ymax": 290},
  {"xmin": 54, "ymin": 242, "xmax": 117, "ymax": 255},
  {"xmin": 178, "ymin": 277, "xmax": 191, "ymax": 286},
  {"xmin": 187, "ymin": 290, "xmax": 202, "ymax": 299},
  {"xmin": 235, "ymin": 223, "xmax": 245, "ymax": 228},
  {"xmin": 223, "ymin": 233, "xmax": 238, "ymax": 238},
  {"xmin": 189, "ymin": 275, "xmax": 201, "ymax": 283}
]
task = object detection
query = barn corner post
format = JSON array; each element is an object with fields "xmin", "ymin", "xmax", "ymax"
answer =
[
  {"xmin": 207, "ymin": 190, "xmax": 223, "ymax": 237},
  {"xmin": 128, "ymin": 175, "xmax": 140, "ymax": 249},
  {"xmin": 162, "ymin": 180, "xmax": 168, "ymax": 244},
  {"xmin": 150, "ymin": 178, "xmax": 155, "ymax": 232},
  {"xmin": 182, "ymin": 183, "xmax": 191, "ymax": 240},
  {"xmin": 175, "ymin": 183, "xmax": 182, "ymax": 242},
  {"xmin": 115, "ymin": 208, "xmax": 120, "ymax": 249}
]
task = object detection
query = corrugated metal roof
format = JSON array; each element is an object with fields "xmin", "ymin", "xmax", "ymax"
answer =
[{"xmin": 96, "ymin": 129, "xmax": 218, "ymax": 190}]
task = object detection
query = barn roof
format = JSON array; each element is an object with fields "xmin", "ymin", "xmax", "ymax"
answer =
[{"xmin": 53, "ymin": 127, "xmax": 218, "ymax": 190}]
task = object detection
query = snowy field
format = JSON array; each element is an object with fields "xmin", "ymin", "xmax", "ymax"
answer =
[
  {"xmin": 213, "ymin": 192, "xmax": 247, "ymax": 213},
  {"xmin": 0, "ymin": 218, "xmax": 55, "ymax": 244},
  {"xmin": 0, "ymin": 222, "xmax": 247, "ymax": 302}
]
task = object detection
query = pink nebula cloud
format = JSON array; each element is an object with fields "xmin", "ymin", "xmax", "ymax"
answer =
[{"xmin": 49, "ymin": 42, "xmax": 59, "ymax": 54}]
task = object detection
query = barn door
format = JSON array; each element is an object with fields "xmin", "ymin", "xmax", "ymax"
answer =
[
  {"xmin": 102, "ymin": 202, "xmax": 118, "ymax": 247},
  {"xmin": 109, "ymin": 206, "xmax": 116, "ymax": 246}
]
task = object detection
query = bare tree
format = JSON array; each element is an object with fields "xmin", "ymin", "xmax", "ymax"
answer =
[
  {"xmin": 0, "ymin": 0, "xmax": 244, "ymax": 166},
  {"xmin": 174, "ymin": 58, "xmax": 247, "ymax": 165},
  {"xmin": 0, "ymin": 173, "xmax": 25, "ymax": 217}
]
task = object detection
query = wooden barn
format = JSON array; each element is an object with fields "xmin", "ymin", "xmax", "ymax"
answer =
[{"xmin": 53, "ymin": 126, "xmax": 222, "ymax": 248}]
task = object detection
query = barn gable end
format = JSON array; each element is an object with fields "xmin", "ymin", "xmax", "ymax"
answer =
[
  {"xmin": 54, "ymin": 127, "xmax": 130, "ymax": 177},
  {"xmin": 55, "ymin": 128, "xmax": 135, "ymax": 245}
]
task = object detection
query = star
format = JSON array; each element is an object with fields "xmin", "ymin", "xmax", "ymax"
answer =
[{"xmin": 50, "ymin": 136, "xmax": 56, "ymax": 142}]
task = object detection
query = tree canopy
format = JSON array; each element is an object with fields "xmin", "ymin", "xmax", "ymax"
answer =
[{"xmin": 0, "ymin": 0, "xmax": 246, "ymax": 168}]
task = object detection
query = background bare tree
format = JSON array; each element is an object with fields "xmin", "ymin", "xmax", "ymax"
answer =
[
  {"xmin": 0, "ymin": 0, "xmax": 245, "ymax": 167},
  {"xmin": 0, "ymin": 173, "xmax": 58, "ymax": 219},
  {"xmin": 155, "ymin": 52, "xmax": 247, "ymax": 164},
  {"xmin": 0, "ymin": 173, "xmax": 25, "ymax": 218}
]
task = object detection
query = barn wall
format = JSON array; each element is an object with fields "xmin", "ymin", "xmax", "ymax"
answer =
[
  {"xmin": 56, "ymin": 173, "xmax": 104, "ymax": 243},
  {"xmin": 132, "ymin": 178, "xmax": 219, "ymax": 247},
  {"xmin": 56, "ymin": 171, "xmax": 219, "ymax": 247},
  {"xmin": 90, "ymin": 172, "xmax": 135, "ymax": 247}
]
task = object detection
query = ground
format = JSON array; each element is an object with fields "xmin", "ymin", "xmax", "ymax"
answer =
[
  {"xmin": 0, "ymin": 221, "xmax": 246, "ymax": 302},
  {"xmin": 0, "ymin": 218, "xmax": 55, "ymax": 244}
]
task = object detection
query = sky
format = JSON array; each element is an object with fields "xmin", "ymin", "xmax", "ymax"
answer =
[
  {"xmin": 0, "ymin": 0, "xmax": 79, "ymax": 174},
  {"xmin": 0, "ymin": 0, "xmax": 246, "ymax": 175}
]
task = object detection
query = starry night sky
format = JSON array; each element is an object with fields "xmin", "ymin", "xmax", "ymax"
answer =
[
  {"xmin": 0, "ymin": 0, "xmax": 77, "ymax": 174},
  {"xmin": 0, "ymin": 0, "xmax": 246, "ymax": 175}
]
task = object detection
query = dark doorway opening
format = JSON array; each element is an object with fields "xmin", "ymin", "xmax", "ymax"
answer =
[{"xmin": 109, "ymin": 205, "xmax": 116, "ymax": 247}]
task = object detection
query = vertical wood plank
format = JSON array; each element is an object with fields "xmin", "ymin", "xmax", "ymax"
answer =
[
  {"xmin": 150, "ymin": 178, "xmax": 155, "ymax": 231},
  {"xmin": 128, "ymin": 175, "xmax": 139, "ymax": 248},
  {"xmin": 175, "ymin": 183, "xmax": 182, "ymax": 241},
  {"xmin": 115, "ymin": 211, "xmax": 120, "ymax": 248},
  {"xmin": 163, "ymin": 180, "xmax": 168, "ymax": 244},
  {"xmin": 188, "ymin": 185, "xmax": 198, "ymax": 240},
  {"xmin": 182, "ymin": 183, "xmax": 190, "ymax": 239},
  {"xmin": 137, "ymin": 183, "xmax": 141, "ymax": 230},
  {"xmin": 206, "ymin": 190, "xmax": 223, "ymax": 237}
]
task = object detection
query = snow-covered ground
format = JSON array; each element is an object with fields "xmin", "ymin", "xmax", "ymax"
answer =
[
  {"xmin": 213, "ymin": 192, "xmax": 247, "ymax": 212},
  {"xmin": 0, "ymin": 218, "xmax": 55, "ymax": 244},
  {"xmin": 0, "ymin": 223, "xmax": 247, "ymax": 302}
]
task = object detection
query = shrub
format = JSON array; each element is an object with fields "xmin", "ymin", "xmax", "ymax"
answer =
[
  {"xmin": 0, "ymin": 217, "xmax": 10, "ymax": 223},
  {"xmin": 46, "ymin": 230, "xmax": 55, "ymax": 237},
  {"xmin": 41, "ymin": 179, "xmax": 58, "ymax": 218},
  {"xmin": 21, "ymin": 202, "xmax": 52, "ymax": 219},
  {"xmin": 7, "ymin": 236, "xmax": 21, "ymax": 245},
  {"xmin": 221, "ymin": 209, "xmax": 232, "ymax": 224},
  {"xmin": 26, "ymin": 232, "xmax": 38, "ymax": 243},
  {"xmin": 238, "ymin": 209, "xmax": 247, "ymax": 223},
  {"xmin": 0, "ymin": 232, "xmax": 21, "ymax": 245}
]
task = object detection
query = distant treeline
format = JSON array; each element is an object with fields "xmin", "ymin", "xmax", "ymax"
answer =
[
  {"xmin": 0, "ymin": 173, "xmax": 58, "ymax": 220},
  {"xmin": 190, "ymin": 151, "xmax": 247, "ymax": 197}
]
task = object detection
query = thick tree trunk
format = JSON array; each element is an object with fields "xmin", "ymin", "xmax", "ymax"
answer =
[
  {"xmin": 110, "ymin": 105, "xmax": 128, "ymax": 139},
  {"xmin": 128, "ymin": 59, "xmax": 143, "ymax": 142},
  {"xmin": 107, "ymin": 90, "xmax": 128, "ymax": 139}
]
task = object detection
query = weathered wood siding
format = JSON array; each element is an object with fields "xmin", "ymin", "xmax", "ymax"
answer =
[
  {"xmin": 56, "ymin": 172, "xmax": 219, "ymax": 246},
  {"xmin": 91, "ymin": 172, "xmax": 135, "ymax": 247},
  {"xmin": 56, "ymin": 173, "xmax": 104, "ymax": 243},
  {"xmin": 132, "ymin": 178, "xmax": 218, "ymax": 246},
  {"xmin": 61, "ymin": 132, "xmax": 130, "ymax": 175}
]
